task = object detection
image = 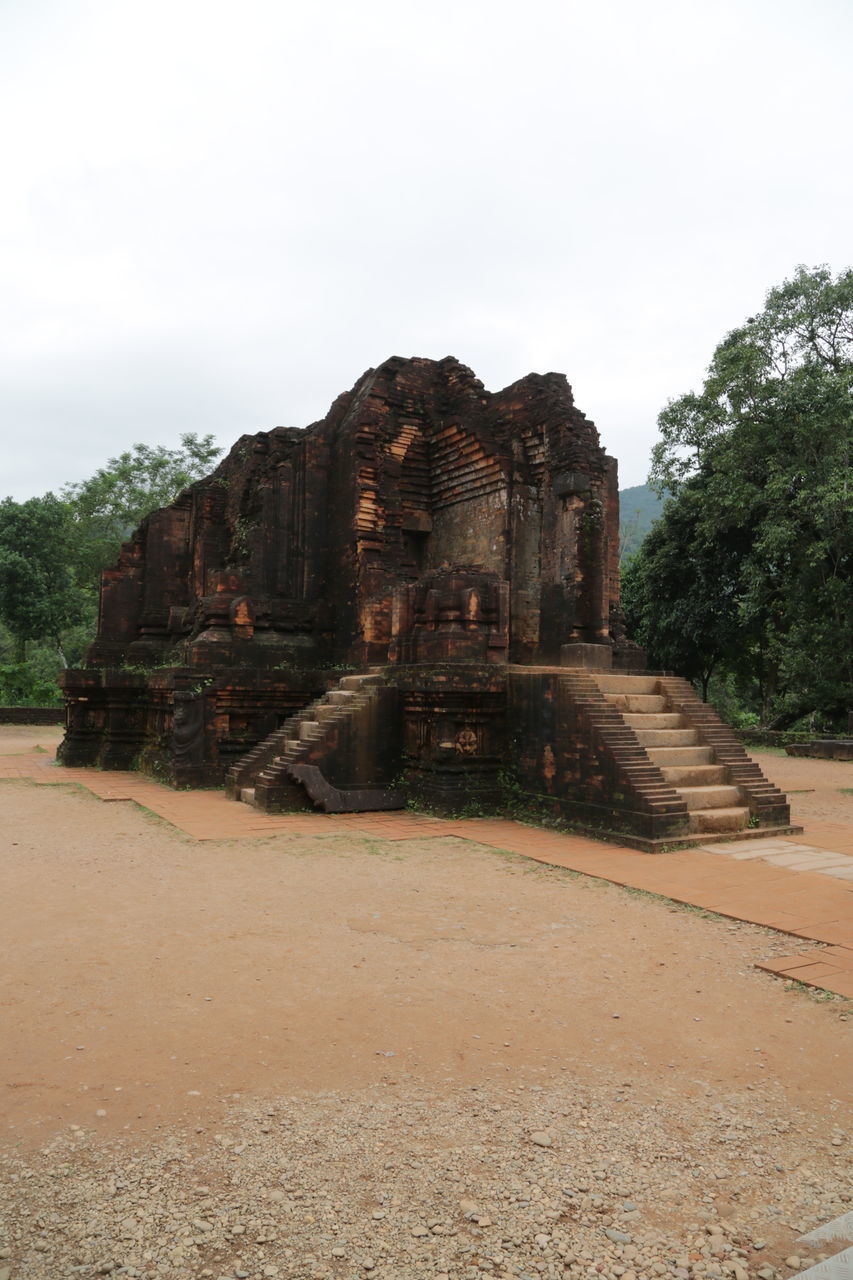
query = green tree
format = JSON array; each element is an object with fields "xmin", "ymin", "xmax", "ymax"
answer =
[
  {"xmin": 636, "ymin": 265, "xmax": 852, "ymax": 728},
  {"xmin": 651, "ymin": 264, "xmax": 852, "ymax": 491},
  {"xmin": 0, "ymin": 495, "xmax": 82, "ymax": 662},
  {"xmin": 62, "ymin": 432, "xmax": 222, "ymax": 585},
  {"xmin": 621, "ymin": 480, "xmax": 748, "ymax": 701},
  {"xmin": 0, "ymin": 434, "xmax": 222, "ymax": 703}
]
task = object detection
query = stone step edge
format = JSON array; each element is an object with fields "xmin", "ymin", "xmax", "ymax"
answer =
[
  {"xmin": 566, "ymin": 673, "xmax": 690, "ymax": 821},
  {"xmin": 229, "ymin": 680, "xmax": 382, "ymax": 797},
  {"xmin": 251, "ymin": 679, "xmax": 389, "ymax": 810},
  {"xmin": 564, "ymin": 822, "xmax": 805, "ymax": 855}
]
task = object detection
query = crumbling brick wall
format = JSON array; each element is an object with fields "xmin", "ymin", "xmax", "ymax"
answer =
[{"xmin": 83, "ymin": 355, "xmax": 624, "ymax": 672}]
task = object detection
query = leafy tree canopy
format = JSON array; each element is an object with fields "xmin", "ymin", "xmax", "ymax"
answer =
[
  {"xmin": 621, "ymin": 478, "xmax": 752, "ymax": 701},
  {"xmin": 0, "ymin": 495, "xmax": 83, "ymax": 661},
  {"xmin": 628, "ymin": 265, "xmax": 852, "ymax": 729},
  {"xmin": 0, "ymin": 433, "xmax": 222, "ymax": 695},
  {"xmin": 651, "ymin": 264, "xmax": 852, "ymax": 492},
  {"xmin": 62, "ymin": 432, "xmax": 222, "ymax": 585}
]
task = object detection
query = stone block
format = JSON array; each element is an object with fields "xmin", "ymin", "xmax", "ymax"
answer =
[{"xmin": 560, "ymin": 643, "xmax": 613, "ymax": 669}]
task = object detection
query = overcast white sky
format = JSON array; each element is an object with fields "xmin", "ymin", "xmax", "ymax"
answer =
[{"xmin": 2, "ymin": 0, "xmax": 850, "ymax": 500}]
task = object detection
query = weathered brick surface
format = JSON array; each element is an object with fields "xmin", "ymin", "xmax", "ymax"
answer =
[
  {"xmin": 507, "ymin": 670, "xmax": 691, "ymax": 842},
  {"xmin": 59, "ymin": 666, "xmax": 332, "ymax": 787},
  {"xmin": 0, "ymin": 707, "xmax": 63, "ymax": 724},
  {"xmin": 75, "ymin": 356, "xmax": 624, "ymax": 671},
  {"xmin": 59, "ymin": 356, "xmax": 674, "ymax": 830},
  {"xmin": 786, "ymin": 740, "xmax": 853, "ymax": 761}
]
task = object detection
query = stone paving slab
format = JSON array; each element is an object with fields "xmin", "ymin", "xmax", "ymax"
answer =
[
  {"xmin": 799, "ymin": 1210, "xmax": 853, "ymax": 1245},
  {"xmin": 2, "ymin": 748, "xmax": 852, "ymax": 998},
  {"xmin": 793, "ymin": 821, "xmax": 853, "ymax": 857},
  {"xmin": 787, "ymin": 1246, "xmax": 853, "ymax": 1280},
  {"xmin": 697, "ymin": 837, "xmax": 853, "ymax": 873}
]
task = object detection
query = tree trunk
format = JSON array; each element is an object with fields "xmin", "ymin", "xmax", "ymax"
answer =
[{"xmin": 699, "ymin": 660, "xmax": 716, "ymax": 703}]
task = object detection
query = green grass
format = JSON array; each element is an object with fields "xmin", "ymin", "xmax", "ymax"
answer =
[
  {"xmin": 621, "ymin": 884, "xmax": 729, "ymax": 921},
  {"xmin": 783, "ymin": 977, "xmax": 849, "ymax": 1004}
]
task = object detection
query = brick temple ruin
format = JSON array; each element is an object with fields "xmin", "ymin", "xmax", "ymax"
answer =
[{"xmin": 59, "ymin": 356, "xmax": 796, "ymax": 849}]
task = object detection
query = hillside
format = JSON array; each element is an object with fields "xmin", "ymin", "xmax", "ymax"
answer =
[{"xmin": 619, "ymin": 483, "xmax": 664, "ymax": 560}]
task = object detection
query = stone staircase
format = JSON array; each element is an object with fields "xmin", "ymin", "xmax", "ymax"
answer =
[
  {"xmin": 590, "ymin": 673, "xmax": 793, "ymax": 836},
  {"xmin": 225, "ymin": 673, "xmax": 404, "ymax": 813},
  {"xmin": 223, "ymin": 665, "xmax": 795, "ymax": 838}
]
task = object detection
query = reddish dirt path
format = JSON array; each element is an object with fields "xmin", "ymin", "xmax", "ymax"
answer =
[
  {"xmin": 1, "ymin": 766, "xmax": 849, "ymax": 1148},
  {"xmin": 751, "ymin": 748, "xmax": 853, "ymax": 826}
]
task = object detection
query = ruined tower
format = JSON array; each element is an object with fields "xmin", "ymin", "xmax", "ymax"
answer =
[{"xmin": 60, "ymin": 357, "xmax": 793, "ymax": 848}]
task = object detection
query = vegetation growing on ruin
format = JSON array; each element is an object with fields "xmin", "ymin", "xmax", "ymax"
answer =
[
  {"xmin": 0, "ymin": 434, "xmax": 221, "ymax": 702},
  {"xmin": 3, "ymin": 265, "xmax": 851, "ymax": 735}
]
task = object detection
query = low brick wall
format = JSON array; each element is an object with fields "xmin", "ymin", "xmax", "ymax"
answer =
[
  {"xmin": 0, "ymin": 706, "xmax": 64, "ymax": 725},
  {"xmin": 785, "ymin": 739, "xmax": 853, "ymax": 761}
]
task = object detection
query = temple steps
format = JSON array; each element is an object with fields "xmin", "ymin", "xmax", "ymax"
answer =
[
  {"xmin": 603, "ymin": 694, "xmax": 669, "ymax": 714},
  {"xmin": 674, "ymin": 783, "xmax": 743, "ymax": 810},
  {"xmin": 658, "ymin": 764, "xmax": 728, "ymax": 787},
  {"xmin": 224, "ymin": 667, "xmax": 796, "ymax": 842},
  {"xmin": 632, "ymin": 728, "xmax": 701, "ymax": 747},
  {"xmin": 226, "ymin": 672, "xmax": 403, "ymax": 814},
  {"xmin": 588, "ymin": 672, "xmax": 796, "ymax": 842},
  {"xmin": 688, "ymin": 807, "xmax": 751, "ymax": 834},
  {"xmin": 647, "ymin": 746, "xmax": 715, "ymax": 766},
  {"xmin": 339, "ymin": 673, "xmax": 386, "ymax": 690},
  {"xmin": 593, "ymin": 675, "xmax": 660, "ymax": 694},
  {"xmin": 623, "ymin": 712, "xmax": 685, "ymax": 729}
]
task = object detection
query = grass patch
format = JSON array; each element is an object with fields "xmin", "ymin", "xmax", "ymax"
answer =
[
  {"xmin": 621, "ymin": 884, "xmax": 728, "ymax": 921},
  {"xmin": 619, "ymin": 884, "xmax": 783, "ymax": 932},
  {"xmin": 519, "ymin": 860, "xmax": 584, "ymax": 881},
  {"xmin": 783, "ymin": 977, "xmax": 848, "ymax": 1004}
]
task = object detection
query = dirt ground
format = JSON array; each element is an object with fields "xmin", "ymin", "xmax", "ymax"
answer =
[
  {"xmin": 0, "ymin": 726, "xmax": 63, "ymax": 755},
  {"xmin": 749, "ymin": 749, "xmax": 853, "ymax": 827},
  {"xmin": 0, "ymin": 730, "xmax": 851, "ymax": 1279}
]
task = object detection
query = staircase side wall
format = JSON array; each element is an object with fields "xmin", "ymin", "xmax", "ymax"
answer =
[
  {"xmin": 223, "ymin": 709, "xmax": 307, "ymax": 798},
  {"xmin": 657, "ymin": 677, "xmax": 793, "ymax": 827},
  {"xmin": 252, "ymin": 685, "xmax": 405, "ymax": 812},
  {"xmin": 507, "ymin": 671, "xmax": 691, "ymax": 841},
  {"xmin": 61, "ymin": 666, "xmax": 327, "ymax": 788},
  {"xmin": 309, "ymin": 686, "xmax": 403, "ymax": 790}
]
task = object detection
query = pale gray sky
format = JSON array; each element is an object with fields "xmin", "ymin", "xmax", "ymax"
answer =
[{"xmin": 2, "ymin": 0, "xmax": 850, "ymax": 500}]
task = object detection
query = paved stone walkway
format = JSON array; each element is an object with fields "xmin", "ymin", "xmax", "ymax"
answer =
[{"xmin": 2, "ymin": 747, "xmax": 852, "ymax": 999}]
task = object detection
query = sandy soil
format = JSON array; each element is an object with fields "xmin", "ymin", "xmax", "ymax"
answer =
[
  {"xmin": 751, "ymin": 749, "xmax": 853, "ymax": 827},
  {"xmin": 0, "ymin": 726, "xmax": 63, "ymax": 755},
  {"xmin": 1, "ymin": 765, "xmax": 849, "ymax": 1142},
  {"xmin": 0, "ymin": 732, "xmax": 851, "ymax": 1279}
]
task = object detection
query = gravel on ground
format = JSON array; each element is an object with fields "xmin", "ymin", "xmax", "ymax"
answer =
[{"xmin": 0, "ymin": 734, "xmax": 850, "ymax": 1280}]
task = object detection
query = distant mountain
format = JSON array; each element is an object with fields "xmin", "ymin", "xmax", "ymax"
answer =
[{"xmin": 618, "ymin": 483, "xmax": 664, "ymax": 561}]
